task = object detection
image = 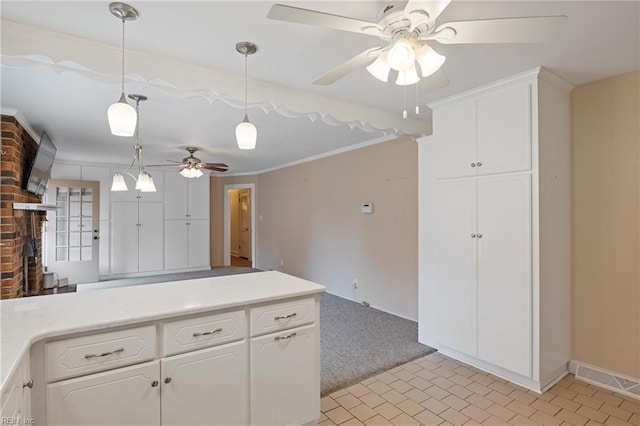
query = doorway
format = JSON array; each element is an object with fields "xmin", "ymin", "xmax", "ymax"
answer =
[
  {"xmin": 223, "ymin": 184, "xmax": 255, "ymax": 267},
  {"xmin": 45, "ymin": 179, "xmax": 100, "ymax": 284}
]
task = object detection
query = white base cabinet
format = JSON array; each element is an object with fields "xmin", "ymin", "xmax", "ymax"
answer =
[
  {"xmin": 32, "ymin": 294, "xmax": 320, "ymax": 425},
  {"xmin": 0, "ymin": 355, "xmax": 32, "ymax": 424},
  {"xmin": 251, "ymin": 324, "xmax": 319, "ymax": 426},
  {"xmin": 419, "ymin": 67, "xmax": 573, "ymax": 392},
  {"xmin": 162, "ymin": 342, "xmax": 248, "ymax": 426},
  {"xmin": 47, "ymin": 361, "xmax": 160, "ymax": 426}
]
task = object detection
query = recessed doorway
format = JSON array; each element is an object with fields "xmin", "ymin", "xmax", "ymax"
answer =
[{"xmin": 223, "ymin": 184, "xmax": 255, "ymax": 267}]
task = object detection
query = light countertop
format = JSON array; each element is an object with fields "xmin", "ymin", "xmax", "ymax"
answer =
[{"xmin": 0, "ymin": 270, "xmax": 325, "ymax": 390}]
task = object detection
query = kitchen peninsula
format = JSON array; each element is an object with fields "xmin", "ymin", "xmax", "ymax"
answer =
[{"xmin": 0, "ymin": 270, "xmax": 325, "ymax": 425}]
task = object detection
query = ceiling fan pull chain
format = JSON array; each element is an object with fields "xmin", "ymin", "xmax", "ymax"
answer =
[
  {"xmin": 402, "ymin": 83, "xmax": 407, "ymax": 120},
  {"xmin": 415, "ymin": 83, "xmax": 420, "ymax": 115}
]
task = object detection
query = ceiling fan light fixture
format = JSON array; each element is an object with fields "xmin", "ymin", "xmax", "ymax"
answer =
[
  {"xmin": 180, "ymin": 167, "xmax": 204, "ymax": 179},
  {"xmin": 366, "ymin": 52, "xmax": 391, "ymax": 82},
  {"xmin": 415, "ymin": 44, "xmax": 446, "ymax": 77},
  {"xmin": 236, "ymin": 114, "xmax": 257, "ymax": 150},
  {"xmin": 396, "ymin": 64, "xmax": 420, "ymax": 86},
  {"xmin": 111, "ymin": 172, "xmax": 128, "ymax": 191},
  {"xmin": 387, "ymin": 38, "xmax": 416, "ymax": 71}
]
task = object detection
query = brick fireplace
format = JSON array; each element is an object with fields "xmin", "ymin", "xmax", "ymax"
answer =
[{"xmin": 1, "ymin": 114, "xmax": 45, "ymax": 298}]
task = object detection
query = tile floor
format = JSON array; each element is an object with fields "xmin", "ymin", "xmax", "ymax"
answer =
[{"xmin": 318, "ymin": 353, "xmax": 640, "ymax": 426}]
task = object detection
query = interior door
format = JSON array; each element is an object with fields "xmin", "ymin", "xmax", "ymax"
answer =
[
  {"xmin": 238, "ymin": 189, "xmax": 252, "ymax": 260},
  {"xmin": 46, "ymin": 179, "xmax": 99, "ymax": 284}
]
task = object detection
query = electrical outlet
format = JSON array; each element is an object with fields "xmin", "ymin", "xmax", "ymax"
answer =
[{"xmin": 352, "ymin": 279, "xmax": 358, "ymax": 290}]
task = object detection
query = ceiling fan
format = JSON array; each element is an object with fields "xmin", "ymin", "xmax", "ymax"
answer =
[
  {"xmin": 148, "ymin": 147, "xmax": 229, "ymax": 178},
  {"xmin": 267, "ymin": 0, "xmax": 566, "ymax": 87}
]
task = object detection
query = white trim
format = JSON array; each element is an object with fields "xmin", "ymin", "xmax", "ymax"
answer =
[
  {"xmin": 1, "ymin": 108, "xmax": 40, "ymax": 142},
  {"xmin": 224, "ymin": 134, "xmax": 403, "ymax": 177},
  {"xmin": 223, "ymin": 183, "xmax": 256, "ymax": 267},
  {"xmin": 570, "ymin": 360, "xmax": 640, "ymax": 400}
]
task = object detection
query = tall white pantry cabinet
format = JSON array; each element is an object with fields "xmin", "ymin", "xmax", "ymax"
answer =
[{"xmin": 418, "ymin": 67, "xmax": 573, "ymax": 392}]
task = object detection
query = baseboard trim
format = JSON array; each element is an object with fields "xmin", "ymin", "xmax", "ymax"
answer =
[{"xmin": 570, "ymin": 360, "xmax": 640, "ymax": 400}]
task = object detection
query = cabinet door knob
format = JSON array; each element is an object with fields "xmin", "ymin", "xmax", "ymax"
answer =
[
  {"xmin": 471, "ymin": 163, "xmax": 476, "ymax": 167},
  {"xmin": 23, "ymin": 379, "xmax": 33, "ymax": 389},
  {"xmin": 151, "ymin": 380, "xmax": 159, "ymax": 387},
  {"xmin": 477, "ymin": 234, "xmax": 483, "ymax": 238},
  {"xmin": 477, "ymin": 162, "xmax": 482, "ymax": 167},
  {"xmin": 164, "ymin": 377, "xmax": 172, "ymax": 384},
  {"xmin": 471, "ymin": 234, "xmax": 476, "ymax": 238}
]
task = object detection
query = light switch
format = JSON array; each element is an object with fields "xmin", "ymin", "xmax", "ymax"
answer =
[{"xmin": 361, "ymin": 203, "xmax": 373, "ymax": 214}]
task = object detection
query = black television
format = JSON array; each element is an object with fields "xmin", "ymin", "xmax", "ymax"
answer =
[{"xmin": 23, "ymin": 131, "xmax": 57, "ymax": 196}]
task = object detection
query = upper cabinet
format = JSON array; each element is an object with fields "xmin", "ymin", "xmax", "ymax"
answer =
[
  {"xmin": 164, "ymin": 173, "xmax": 209, "ymax": 220},
  {"xmin": 434, "ymin": 84, "xmax": 531, "ymax": 179}
]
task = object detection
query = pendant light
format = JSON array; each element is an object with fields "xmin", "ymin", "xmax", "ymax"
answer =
[
  {"xmin": 110, "ymin": 94, "xmax": 156, "ymax": 192},
  {"xmin": 107, "ymin": 2, "xmax": 138, "ymax": 137},
  {"xmin": 235, "ymin": 41, "xmax": 257, "ymax": 150}
]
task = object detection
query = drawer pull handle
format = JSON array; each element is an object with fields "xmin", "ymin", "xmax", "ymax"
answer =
[
  {"xmin": 84, "ymin": 347, "xmax": 124, "ymax": 359},
  {"xmin": 274, "ymin": 313, "xmax": 297, "ymax": 321},
  {"xmin": 193, "ymin": 328, "xmax": 222, "ymax": 337},
  {"xmin": 23, "ymin": 379, "xmax": 33, "ymax": 389},
  {"xmin": 274, "ymin": 332, "xmax": 297, "ymax": 341}
]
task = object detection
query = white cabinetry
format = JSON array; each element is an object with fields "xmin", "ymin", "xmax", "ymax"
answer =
[
  {"xmin": 419, "ymin": 68, "xmax": 572, "ymax": 392},
  {"xmin": 47, "ymin": 361, "xmax": 160, "ymax": 426},
  {"xmin": 250, "ymin": 296, "xmax": 319, "ymax": 426},
  {"xmin": 161, "ymin": 342, "xmax": 248, "ymax": 426},
  {"xmin": 164, "ymin": 173, "xmax": 210, "ymax": 270},
  {"xmin": 0, "ymin": 355, "xmax": 32, "ymax": 423},
  {"xmin": 111, "ymin": 197, "xmax": 164, "ymax": 275},
  {"xmin": 35, "ymin": 293, "xmax": 321, "ymax": 425}
]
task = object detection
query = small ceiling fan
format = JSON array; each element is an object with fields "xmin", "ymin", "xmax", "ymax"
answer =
[
  {"xmin": 148, "ymin": 147, "xmax": 229, "ymax": 178},
  {"xmin": 267, "ymin": 0, "xmax": 566, "ymax": 87}
]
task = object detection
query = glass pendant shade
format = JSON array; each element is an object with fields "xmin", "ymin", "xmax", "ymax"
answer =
[
  {"xmin": 236, "ymin": 114, "xmax": 257, "ymax": 150},
  {"xmin": 387, "ymin": 38, "xmax": 416, "ymax": 71},
  {"xmin": 111, "ymin": 173, "xmax": 128, "ymax": 191},
  {"xmin": 135, "ymin": 171, "xmax": 156, "ymax": 192},
  {"xmin": 142, "ymin": 175, "xmax": 156, "ymax": 192},
  {"xmin": 108, "ymin": 94, "xmax": 137, "ymax": 136},
  {"xmin": 416, "ymin": 44, "xmax": 446, "ymax": 77},
  {"xmin": 366, "ymin": 52, "xmax": 391, "ymax": 82},
  {"xmin": 396, "ymin": 64, "xmax": 420, "ymax": 86}
]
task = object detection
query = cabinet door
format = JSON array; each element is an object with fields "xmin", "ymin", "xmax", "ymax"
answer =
[
  {"xmin": 139, "ymin": 202, "xmax": 164, "ymax": 273},
  {"xmin": 166, "ymin": 220, "xmax": 188, "ymax": 270},
  {"xmin": 161, "ymin": 341, "xmax": 248, "ymax": 426},
  {"xmin": 165, "ymin": 172, "xmax": 188, "ymax": 220},
  {"xmin": 46, "ymin": 361, "xmax": 160, "ymax": 426},
  {"xmin": 111, "ymin": 202, "xmax": 139, "ymax": 274},
  {"xmin": 0, "ymin": 357, "xmax": 29, "ymax": 423},
  {"xmin": 477, "ymin": 85, "xmax": 531, "ymax": 176},
  {"xmin": 435, "ymin": 179, "xmax": 478, "ymax": 356},
  {"xmin": 434, "ymin": 101, "xmax": 477, "ymax": 179},
  {"xmin": 477, "ymin": 174, "xmax": 532, "ymax": 377},
  {"xmin": 188, "ymin": 220, "xmax": 210, "ymax": 268},
  {"xmin": 187, "ymin": 177, "xmax": 210, "ymax": 220},
  {"xmin": 251, "ymin": 324, "xmax": 319, "ymax": 426}
]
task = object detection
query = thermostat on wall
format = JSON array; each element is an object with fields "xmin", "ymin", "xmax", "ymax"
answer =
[{"xmin": 361, "ymin": 202, "xmax": 373, "ymax": 214}]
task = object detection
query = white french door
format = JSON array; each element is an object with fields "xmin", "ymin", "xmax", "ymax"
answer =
[{"xmin": 46, "ymin": 179, "xmax": 100, "ymax": 284}]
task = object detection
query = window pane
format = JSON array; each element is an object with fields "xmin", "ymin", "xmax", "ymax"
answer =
[
  {"xmin": 81, "ymin": 232, "xmax": 93, "ymax": 246},
  {"xmin": 69, "ymin": 219, "xmax": 81, "ymax": 231},
  {"xmin": 56, "ymin": 247, "xmax": 67, "ymax": 262},
  {"xmin": 56, "ymin": 232, "xmax": 68, "ymax": 246},
  {"xmin": 69, "ymin": 202, "xmax": 80, "ymax": 217},
  {"xmin": 81, "ymin": 202, "xmax": 92, "ymax": 217},
  {"xmin": 56, "ymin": 219, "xmax": 67, "ymax": 232},
  {"xmin": 69, "ymin": 247, "xmax": 80, "ymax": 261}
]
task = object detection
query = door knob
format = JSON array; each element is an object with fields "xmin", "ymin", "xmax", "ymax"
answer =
[
  {"xmin": 93, "ymin": 236, "xmax": 100, "ymax": 240},
  {"xmin": 471, "ymin": 234, "xmax": 476, "ymax": 238},
  {"xmin": 477, "ymin": 234, "xmax": 483, "ymax": 238},
  {"xmin": 471, "ymin": 163, "xmax": 476, "ymax": 167},
  {"xmin": 151, "ymin": 380, "xmax": 159, "ymax": 387},
  {"xmin": 164, "ymin": 377, "xmax": 172, "ymax": 384}
]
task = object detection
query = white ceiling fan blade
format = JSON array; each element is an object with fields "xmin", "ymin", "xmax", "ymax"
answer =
[
  {"xmin": 405, "ymin": 0, "xmax": 452, "ymax": 25},
  {"xmin": 417, "ymin": 68, "xmax": 449, "ymax": 92},
  {"xmin": 313, "ymin": 47, "xmax": 383, "ymax": 85},
  {"xmin": 430, "ymin": 16, "xmax": 567, "ymax": 44},
  {"xmin": 268, "ymin": 4, "xmax": 381, "ymax": 35}
]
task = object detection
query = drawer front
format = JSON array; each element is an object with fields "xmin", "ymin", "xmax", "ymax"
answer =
[
  {"xmin": 250, "ymin": 297, "xmax": 315, "ymax": 337},
  {"xmin": 162, "ymin": 310, "xmax": 246, "ymax": 356},
  {"xmin": 46, "ymin": 325, "xmax": 156, "ymax": 382}
]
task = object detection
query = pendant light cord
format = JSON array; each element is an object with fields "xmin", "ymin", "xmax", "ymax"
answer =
[
  {"xmin": 244, "ymin": 53, "xmax": 248, "ymax": 113},
  {"xmin": 121, "ymin": 18, "xmax": 126, "ymax": 94}
]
